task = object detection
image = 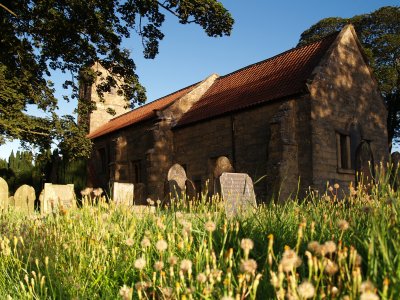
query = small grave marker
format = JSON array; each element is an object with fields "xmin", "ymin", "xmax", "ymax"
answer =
[
  {"xmin": 42, "ymin": 183, "xmax": 75, "ymax": 214},
  {"xmin": 219, "ymin": 172, "xmax": 257, "ymax": 217},
  {"xmin": 113, "ymin": 182, "xmax": 134, "ymax": 206},
  {"xmin": 0, "ymin": 177, "xmax": 8, "ymax": 210},
  {"xmin": 14, "ymin": 184, "xmax": 36, "ymax": 214}
]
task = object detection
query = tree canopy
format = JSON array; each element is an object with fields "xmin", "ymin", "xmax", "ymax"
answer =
[
  {"xmin": 0, "ymin": 0, "xmax": 234, "ymax": 159},
  {"xmin": 298, "ymin": 6, "xmax": 400, "ymax": 149}
]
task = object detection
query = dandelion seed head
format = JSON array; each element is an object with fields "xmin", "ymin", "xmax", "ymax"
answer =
[
  {"xmin": 334, "ymin": 183, "xmax": 340, "ymax": 189},
  {"xmin": 240, "ymin": 238, "xmax": 254, "ymax": 251},
  {"xmin": 204, "ymin": 220, "xmax": 216, "ymax": 232},
  {"xmin": 154, "ymin": 261, "xmax": 164, "ymax": 271},
  {"xmin": 280, "ymin": 249, "xmax": 301, "ymax": 272},
  {"xmin": 297, "ymin": 281, "xmax": 315, "ymax": 299},
  {"xmin": 338, "ymin": 219, "xmax": 349, "ymax": 231},
  {"xmin": 360, "ymin": 292, "xmax": 380, "ymax": 300},
  {"xmin": 141, "ymin": 237, "xmax": 151, "ymax": 248},
  {"xmin": 196, "ymin": 272, "xmax": 207, "ymax": 283},
  {"xmin": 168, "ymin": 255, "xmax": 178, "ymax": 266},
  {"xmin": 180, "ymin": 259, "xmax": 193, "ymax": 273},
  {"xmin": 324, "ymin": 241, "xmax": 337, "ymax": 254},
  {"xmin": 324, "ymin": 259, "xmax": 339, "ymax": 275},
  {"xmin": 134, "ymin": 257, "xmax": 146, "ymax": 270},
  {"xmin": 155, "ymin": 240, "xmax": 168, "ymax": 252},
  {"xmin": 307, "ymin": 241, "xmax": 320, "ymax": 254},
  {"xmin": 240, "ymin": 259, "xmax": 257, "ymax": 274},
  {"xmin": 360, "ymin": 281, "xmax": 375, "ymax": 294},
  {"xmin": 125, "ymin": 238, "xmax": 134, "ymax": 247},
  {"xmin": 119, "ymin": 285, "xmax": 132, "ymax": 300}
]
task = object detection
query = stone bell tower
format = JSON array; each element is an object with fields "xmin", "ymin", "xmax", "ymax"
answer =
[{"xmin": 78, "ymin": 62, "xmax": 130, "ymax": 134}]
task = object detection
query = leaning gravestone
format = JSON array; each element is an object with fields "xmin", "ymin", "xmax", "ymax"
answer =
[
  {"xmin": 219, "ymin": 172, "xmax": 257, "ymax": 218},
  {"xmin": 0, "ymin": 177, "xmax": 8, "ymax": 210},
  {"xmin": 113, "ymin": 182, "xmax": 134, "ymax": 206},
  {"xmin": 42, "ymin": 183, "xmax": 75, "ymax": 214},
  {"xmin": 14, "ymin": 184, "xmax": 36, "ymax": 214},
  {"xmin": 167, "ymin": 164, "xmax": 187, "ymax": 199}
]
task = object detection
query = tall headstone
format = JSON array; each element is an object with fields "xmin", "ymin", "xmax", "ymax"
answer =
[
  {"xmin": 42, "ymin": 183, "xmax": 76, "ymax": 214},
  {"xmin": 113, "ymin": 182, "xmax": 134, "ymax": 206},
  {"xmin": 167, "ymin": 164, "xmax": 187, "ymax": 199},
  {"xmin": 14, "ymin": 184, "xmax": 36, "ymax": 214},
  {"xmin": 0, "ymin": 177, "xmax": 8, "ymax": 210},
  {"xmin": 219, "ymin": 172, "xmax": 257, "ymax": 218}
]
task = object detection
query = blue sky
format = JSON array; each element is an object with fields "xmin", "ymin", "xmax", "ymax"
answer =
[{"xmin": 0, "ymin": 0, "xmax": 398, "ymax": 159}]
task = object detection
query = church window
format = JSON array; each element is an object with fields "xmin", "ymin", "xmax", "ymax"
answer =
[{"xmin": 336, "ymin": 132, "xmax": 352, "ymax": 170}]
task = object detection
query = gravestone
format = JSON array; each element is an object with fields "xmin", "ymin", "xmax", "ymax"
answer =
[
  {"xmin": 167, "ymin": 164, "xmax": 187, "ymax": 199},
  {"xmin": 219, "ymin": 172, "xmax": 257, "ymax": 218},
  {"xmin": 14, "ymin": 184, "xmax": 36, "ymax": 214},
  {"xmin": 113, "ymin": 182, "xmax": 134, "ymax": 206},
  {"xmin": 213, "ymin": 156, "xmax": 234, "ymax": 178},
  {"xmin": 0, "ymin": 177, "xmax": 8, "ymax": 210},
  {"xmin": 42, "ymin": 183, "xmax": 76, "ymax": 214}
]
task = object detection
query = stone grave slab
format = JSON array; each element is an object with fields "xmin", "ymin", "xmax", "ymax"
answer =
[
  {"xmin": 14, "ymin": 184, "xmax": 36, "ymax": 214},
  {"xmin": 220, "ymin": 172, "xmax": 257, "ymax": 218},
  {"xmin": 167, "ymin": 164, "xmax": 187, "ymax": 199},
  {"xmin": 113, "ymin": 182, "xmax": 134, "ymax": 206},
  {"xmin": 42, "ymin": 183, "xmax": 76, "ymax": 214},
  {"xmin": 0, "ymin": 177, "xmax": 8, "ymax": 210}
]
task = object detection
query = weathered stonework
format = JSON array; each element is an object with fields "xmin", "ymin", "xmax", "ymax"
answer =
[{"xmin": 86, "ymin": 25, "xmax": 389, "ymax": 202}]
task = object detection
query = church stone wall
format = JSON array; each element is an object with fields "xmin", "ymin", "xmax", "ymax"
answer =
[{"xmin": 309, "ymin": 27, "xmax": 388, "ymax": 194}]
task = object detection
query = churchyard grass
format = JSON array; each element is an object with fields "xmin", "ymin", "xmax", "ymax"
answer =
[{"xmin": 0, "ymin": 170, "xmax": 399, "ymax": 299}]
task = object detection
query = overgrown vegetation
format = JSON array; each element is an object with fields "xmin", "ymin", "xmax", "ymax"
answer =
[{"xmin": 0, "ymin": 167, "xmax": 399, "ymax": 299}]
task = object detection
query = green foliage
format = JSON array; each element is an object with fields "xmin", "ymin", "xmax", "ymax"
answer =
[
  {"xmin": 298, "ymin": 6, "xmax": 400, "ymax": 147},
  {"xmin": 0, "ymin": 0, "xmax": 234, "ymax": 158},
  {"xmin": 0, "ymin": 171, "xmax": 399, "ymax": 299}
]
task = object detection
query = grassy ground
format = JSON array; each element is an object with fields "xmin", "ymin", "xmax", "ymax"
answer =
[{"xmin": 0, "ymin": 171, "xmax": 399, "ymax": 299}]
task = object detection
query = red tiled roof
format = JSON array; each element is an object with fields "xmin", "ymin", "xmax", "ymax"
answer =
[
  {"xmin": 176, "ymin": 32, "xmax": 339, "ymax": 128},
  {"xmin": 88, "ymin": 82, "xmax": 199, "ymax": 139}
]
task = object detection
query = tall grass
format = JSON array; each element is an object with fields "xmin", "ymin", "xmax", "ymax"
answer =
[{"xmin": 0, "ymin": 166, "xmax": 399, "ymax": 299}]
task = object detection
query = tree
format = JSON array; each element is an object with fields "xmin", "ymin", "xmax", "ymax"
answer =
[
  {"xmin": 0, "ymin": 1, "xmax": 234, "ymax": 159},
  {"xmin": 299, "ymin": 6, "xmax": 400, "ymax": 149}
]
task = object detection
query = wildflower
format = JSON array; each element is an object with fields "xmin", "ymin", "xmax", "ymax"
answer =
[
  {"xmin": 93, "ymin": 188, "xmax": 103, "ymax": 197},
  {"xmin": 204, "ymin": 220, "xmax": 216, "ymax": 232},
  {"xmin": 196, "ymin": 273, "xmax": 207, "ymax": 283},
  {"xmin": 328, "ymin": 186, "xmax": 334, "ymax": 192},
  {"xmin": 119, "ymin": 285, "xmax": 132, "ymax": 300},
  {"xmin": 80, "ymin": 187, "xmax": 93, "ymax": 196},
  {"xmin": 324, "ymin": 241, "xmax": 337, "ymax": 254},
  {"xmin": 180, "ymin": 259, "xmax": 193, "ymax": 273},
  {"xmin": 240, "ymin": 238, "xmax": 254, "ymax": 252},
  {"xmin": 141, "ymin": 237, "xmax": 151, "ymax": 248},
  {"xmin": 125, "ymin": 238, "xmax": 134, "ymax": 247},
  {"xmin": 331, "ymin": 286, "xmax": 339, "ymax": 295},
  {"xmin": 324, "ymin": 259, "xmax": 339, "ymax": 275},
  {"xmin": 280, "ymin": 249, "xmax": 301, "ymax": 272},
  {"xmin": 307, "ymin": 241, "xmax": 320, "ymax": 254},
  {"xmin": 146, "ymin": 198, "xmax": 155, "ymax": 206},
  {"xmin": 134, "ymin": 257, "xmax": 146, "ymax": 270},
  {"xmin": 338, "ymin": 219, "xmax": 349, "ymax": 231},
  {"xmin": 240, "ymin": 259, "xmax": 257, "ymax": 274},
  {"xmin": 134, "ymin": 281, "xmax": 151, "ymax": 290},
  {"xmin": 297, "ymin": 281, "xmax": 315, "ymax": 299},
  {"xmin": 168, "ymin": 255, "xmax": 178, "ymax": 266},
  {"xmin": 156, "ymin": 240, "xmax": 168, "ymax": 252},
  {"xmin": 334, "ymin": 183, "xmax": 340, "ymax": 189},
  {"xmin": 154, "ymin": 261, "xmax": 164, "ymax": 271}
]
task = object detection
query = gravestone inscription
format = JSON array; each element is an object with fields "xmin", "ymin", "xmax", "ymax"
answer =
[
  {"xmin": 0, "ymin": 177, "xmax": 8, "ymax": 210},
  {"xmin": 113, "ymin": 182, "xmax": 134, "ymax": 206},
  {"xmin": 219, "ymin": 172, "xmax": 257, "ymax": 217},
  {"xmin": 14, "ymin": 184, "xmax": 36, "ymax": 214},
  {"xmin": 42, "ymin": 183, "xmax": 75, "ymax": 214}
]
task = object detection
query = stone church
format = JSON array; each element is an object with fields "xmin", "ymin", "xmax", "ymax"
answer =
[{"xmin": 84, "ymin": 25, "xmax": 388, "ymax": 203}]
